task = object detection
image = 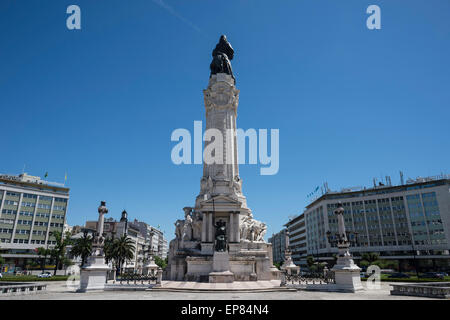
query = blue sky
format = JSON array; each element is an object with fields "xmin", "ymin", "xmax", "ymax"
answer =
[{"xmin": 1, "ymin": 0, "xmax": 449, "ymax": 241}]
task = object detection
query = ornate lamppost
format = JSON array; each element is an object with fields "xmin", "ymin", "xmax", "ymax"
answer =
[
  {"xmin": 326, "ymin": 202, "xmax": 364, "ymax": 292},
  {"xmin": 143, "ymin": 231, "xmax": 158, "ymax": 276},
  {"xmin": 77, "ymin": 201, "xmax": 111, "ymax": 292}
]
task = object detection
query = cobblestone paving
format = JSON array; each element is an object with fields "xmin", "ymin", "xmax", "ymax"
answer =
[{"xmin": 0, "ymin": 281, "xmax": 436, "ymax": 300}]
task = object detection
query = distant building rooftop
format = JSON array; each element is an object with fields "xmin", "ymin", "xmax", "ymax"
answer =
[
  {"xmin": 306, "ymin": 174, "xmax": 450, "ymax": 209},
  {"xmin": 0, "ymin": 172, "xmax": 69, "ymax": 194}
]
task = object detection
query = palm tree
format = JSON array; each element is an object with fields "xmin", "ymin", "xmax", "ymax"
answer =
[
  {"xmin": 71, "ymin": 232, "xmax": 93, "ymax": 267},
  {"xmin": 114, "ymin": 235, "xmax": 135, "ymax": 275},
  {"xmin": 51, "ymin": 231, "xmax": 73, "ymax": 275}
]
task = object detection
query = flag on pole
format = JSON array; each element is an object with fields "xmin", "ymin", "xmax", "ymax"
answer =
[{"xmin": 44, "ymin": 172, "xmax": 48, "ymax": 178}]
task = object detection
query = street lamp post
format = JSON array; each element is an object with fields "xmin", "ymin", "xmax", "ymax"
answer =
[
  {"xmin": 325, "ymin": 202, "xmax": 363, "ymax": 292},
  {"xmin": 77, "ymin": 201, "xmax": 111, "ymax": 292}
]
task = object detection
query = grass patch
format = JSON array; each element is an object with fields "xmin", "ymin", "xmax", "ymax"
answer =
[{"xmin": 0, "ymin": 275, "xmax": 71, "ymax": 282}]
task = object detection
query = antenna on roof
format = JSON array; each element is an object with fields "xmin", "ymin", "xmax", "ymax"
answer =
[
  {"xmin": 400, "ymin": 171, "xmax": 404, "ymax": 185},
  {"xmin": 386, "ymin": 176, "xmax": 392, "ymax": 186}
]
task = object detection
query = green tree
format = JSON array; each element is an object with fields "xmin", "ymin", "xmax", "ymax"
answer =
[
  {"xmin": 273, "ymin": 262, "xmax": 281, "ymax": 270},
  {"xmin": 306, "ymin": 255, "xmax": 317, "ymax": 271},
  {"xmin": 71, "ymin": 232, "xmax": 93, "ymax": 267},
  {"xmin": 36, "ymin": 247, "xmax": 51, "ymax": 273},
  {"xmin": 361, "ymin": 252, "xmax": 379, "ymax": 264},
  {"xmin": 114, "ymin": 235, "xmax": 135, "ymax": 275},
  {"xmin": 154, "ymin": 256, "xmax": 167, "ymax": 269},
  {"xmin": 50, "ymin": 231, "xmax": 73, "ymax": 275}
]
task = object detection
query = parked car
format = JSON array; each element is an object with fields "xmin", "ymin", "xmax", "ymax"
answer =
[
  {"xmin": 436, "ymin": 272, "xmax": 448, "ymax": 277},
  {"xmin": 37, "ymin": 272, "xmax": 52, "ymax": 278},
  {"xmin": 388, "ymin": 273, "xmax": 410, "ymax": 279},
  {"xmin": 418, "ymin": 272, "xmax": 444, "ymax": 279}
]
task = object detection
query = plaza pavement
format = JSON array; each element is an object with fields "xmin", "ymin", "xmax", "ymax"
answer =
[{"xmin": 0, "ymin": 280, "xmax": 437, "ymax": 300}]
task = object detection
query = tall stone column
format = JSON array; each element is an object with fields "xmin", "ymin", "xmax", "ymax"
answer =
[
  {"xmin": 208, "ymin": 212, "xmax": 214, "ymax": 242},
  {"xmin": 233, "ymin": 212, "xmax": 240, "ymax": 243},
  {"xmin": 195, "ymin": 73, "xmax": 248, "ymax": 209},
  {"xmin": 229, "ymin": 213, "xmax": 235, "ymax": 243},
  {"xmin": 201, "ymin": 211, "xmax": 207, "ymax": 242}
]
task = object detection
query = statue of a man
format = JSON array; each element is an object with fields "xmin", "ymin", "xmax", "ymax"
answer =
[{"xmin": 210, "ymin": 35, "xmax": 235, "ymax": 81}]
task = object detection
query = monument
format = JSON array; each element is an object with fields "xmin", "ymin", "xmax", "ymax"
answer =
[
  {"xmin": 78, "ymin": 201, "xmax": 111, "ymax": 292},
  {"xmin": 165, "ymin": 35, "xmax": 279, "ymax": 282},
  {"xmin": 280, "ymin": 229, "xmax": 300, "ymax": 275},
  {"xmin": 329, "ymin": 202, "xmax": 364, "ymax": 292}
]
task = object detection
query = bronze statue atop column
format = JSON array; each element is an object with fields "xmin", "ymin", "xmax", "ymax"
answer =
[{"xmin": 210, "ymin": 35, "xmax": 235, "ymax": 82}]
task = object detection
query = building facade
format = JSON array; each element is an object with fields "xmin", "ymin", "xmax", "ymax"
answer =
[
  {"xmin": 83, "ymin": 213, "xmax": 168, "ymax": 273},
  {"xmin": 133, "ymin": 219, "xmax": 168, "ymax": 259},
  {"xmin": 268, "ymin": 229, "xmax": 287, "ymax": 264},
  {"xmin": 284, "ymin": 213, "xmax": 307, "ymax": 267},
  {"xmin": 0, "ymin": 173, "xmax": 69, "ymax": 272},
  {"xmin": 298, "ymin": 176, "xmax": 450, "ymax": 272}
]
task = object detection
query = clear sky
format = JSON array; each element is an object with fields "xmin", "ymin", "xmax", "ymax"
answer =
[{"xmin": 1, "ymin": 0, "xmax": 449, "ymax": 242}]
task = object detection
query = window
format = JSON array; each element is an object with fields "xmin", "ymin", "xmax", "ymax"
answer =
[
  {"xmin": 21, "ymin": 201, "xmax": 36, "ymax": 208},
  {"xmin": 4, "ymin": 200, "xmax": 18, "ymax": 206},
  {"xmin": 2, "ymin": 209, "xmax": 17, "ymax": 215},
  {"xmin": 6, "ymin": 192, "xmax": 19, "ymax": 197},
  {"xmin": 16, "ymin": 229, "xmax": 30, "ymax": 234}
]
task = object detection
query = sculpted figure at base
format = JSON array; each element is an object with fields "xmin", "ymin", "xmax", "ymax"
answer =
[
  {"xmin": 191, "ymin": 211, "xmax": 203, "ymax": 241},
  {"xmin": 174, "ymin": 219, "xmax": 185, "ymax": 240},
  {"xmin": 240, "ymin": 215, "xmax": 267, "ymax": 242},
  {"xmin": 215, "ymin": 221, "xmax": 227, "ymax": 252},
  {"xmin": 182, "ymin": 207, "xmax": 193, "ymax": 241}
]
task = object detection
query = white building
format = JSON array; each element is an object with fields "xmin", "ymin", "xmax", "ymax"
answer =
[
  {"xmin": 295, "ymin": 175, "xmax": 450, "ymax": 272},
  {"xmin": 0, "ymin": 173, "xmax": 69, "ymax": 273}
]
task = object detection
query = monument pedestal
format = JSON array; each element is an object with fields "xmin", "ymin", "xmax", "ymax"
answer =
[
  {"xmin": 209, "ymin": 271, "xmax": 235, "ymax": 283},
  {"xmin": 331, "ymin": 250, "xmax": 364, "ymax": 292},
  {"xmin": 143, "ymin": 258, "xmax": 159, "ymax": 276},
  {"xmin": 77, "ymin": 255, "xmax": 110, "ymax": 292},
  {"xmin": 209, "ymin": 251, "xmax": 234, "ymax": 283}
]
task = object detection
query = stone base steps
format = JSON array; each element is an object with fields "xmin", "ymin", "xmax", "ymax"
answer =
[
  {"xmin": 151, "ymin": 287, "xmax": 295, "ymax": 293},
  {"xmin": 150, "ymin": 280, "xmax": 294, "ymax": 293}
]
